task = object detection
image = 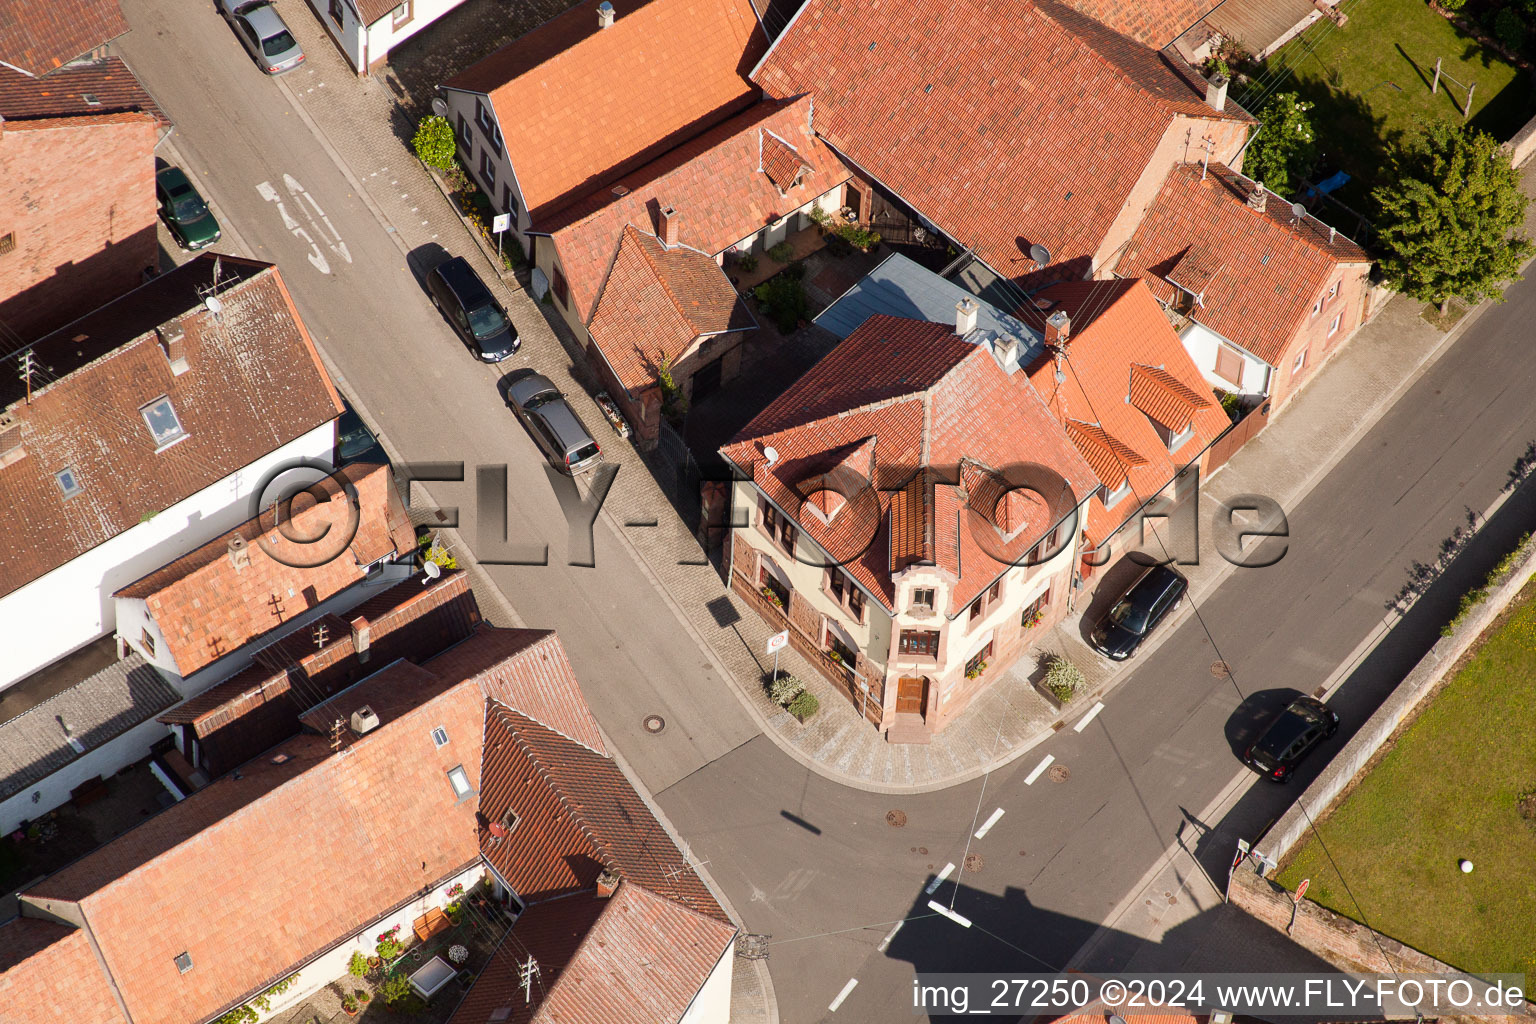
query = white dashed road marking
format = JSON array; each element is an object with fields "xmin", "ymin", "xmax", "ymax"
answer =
[
  {"xmin": 924, "ymin": 863, "xmax": 955, "ymax": 894},
  {"xmin": 877, "ymin": 920, "xmax": 904, "ymax": 952},
  {"xmin": 1074, "ymin": 701, "xmax": 1106, "ymax": 732},
  {"xmin": 1024, "ymin": 754, "xmax": 1055, "ymax": 785},
  {"xmin": 974, "ymin": 808, "xmax": 1005, "ymax": 838},
  {"xmin": 829, "ymin": 978, "xmax": 858, "ymax": 1012}
]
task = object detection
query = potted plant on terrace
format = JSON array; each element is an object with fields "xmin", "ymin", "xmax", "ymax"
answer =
[
  {"xmin": 375, "ymin": 924, "xmax": 404, "ymax": 961},
  {"xmin": 341, "ymin": 994, "xmax": 359, "ymax": 1017}
]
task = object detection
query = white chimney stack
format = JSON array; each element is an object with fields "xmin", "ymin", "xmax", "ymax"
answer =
[
  {"xmin": 1205, "ymin": 73, "xmax": 1229, "ymax": 113},
  {"xmin": 1247, "ymin": 181, "xmax": 1268, "ymax": 213},
  {"xmin": 955, "ymin": 298, "xmax": 978, "ymax": 336},
  {"xmin": 597, "ymin": 1, "xmax": 614, "ymax": 28},
  {"xmin": 228, "ymin": 535, "xmax": 250, "ymax": 572}
]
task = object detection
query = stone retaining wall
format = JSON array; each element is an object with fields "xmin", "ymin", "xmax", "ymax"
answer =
[{"xmin": 1509, "ymin": 112, "xmax": 1536, "ymax": 169}]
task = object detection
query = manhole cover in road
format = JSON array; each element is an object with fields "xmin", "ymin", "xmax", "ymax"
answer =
[
  {"xmin": 642, "ymin": 715, "xmax": 666, "ymax": 734},
  {"xmin": 1048, "ymin": 764, "xmax": 1071, "ymax": 783},
  {"xmin": 886, "ymin": 810, "xmax": 907, "ymax": 827},
  {"xmin": 1210, "ymin": 660, "xmax": 1231, "ymax": 678},
  {"xmin": 964, "ymin": 854, "xmax": 985, "ymax": 873}
]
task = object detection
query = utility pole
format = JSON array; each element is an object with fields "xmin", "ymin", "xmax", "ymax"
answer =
[
  {"xmin": 1463, "ymin": 82, "xmax": 1475, "ymax": 121},
  {"xmin": 1431, "ymin": 57, "xmax": 1442, "ymax": 94},
  {"xmin": 17, "ymin": 350, "xmax": 34, "ymax": 404},
  {"xmin": 519, "ymin": 956, "xmax": 540, "ymax": 1004}
]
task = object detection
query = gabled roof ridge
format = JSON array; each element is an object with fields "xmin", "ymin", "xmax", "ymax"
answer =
[
  {"xmin": 493, "ymin": 703, "xmax": 613, "ymax": 868},
  {"xmin": 471, "ymin": 630, "xmax": 604, "ymax": 755},
  {"xmin": 629, "ymin": 225, "xmax": 700, "ymax": 329}
]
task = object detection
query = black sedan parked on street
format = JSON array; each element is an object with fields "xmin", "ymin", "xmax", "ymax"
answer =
[
  {"xmin": 1088, "ymin": 564, "xmax": 1188, "ymax": 660},
  {"xmin": 1242, "ymin": 696, "xmax": 1340, "ymax": 783}
]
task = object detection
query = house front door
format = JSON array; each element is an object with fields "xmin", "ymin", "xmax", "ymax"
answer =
[{"xmin": 895, "ymin": 676, "xmax": 928, "ymax": 717}]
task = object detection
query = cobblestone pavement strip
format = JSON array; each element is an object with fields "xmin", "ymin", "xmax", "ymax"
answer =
[{"xmin": 267, "ymin": 0, "xmax": 1495, "ymax": 803}]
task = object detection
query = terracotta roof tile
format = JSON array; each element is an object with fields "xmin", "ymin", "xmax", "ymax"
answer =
[
  {"xmin": 1054, "ymin": 0, "xmax": 1221, "ymax": 48},
  {"xmin": 0, "ymin": 255, "xmax": 342, "ymax": 599},
  {"xmin": 723, "ymin": 314, "xmax": 1098, "ymax": 610},
  {"xmin": 1128, "ymin": 362, "xmax": 1210, "ymax": 430},
  {"xmin": 753, "ymin": 0, "xmax": 1249, "ymax": 280},
  {"xmin": 0, "ymin": 58, "xmax": 165, "ymax": 121},
  {"xmin": 21, "ymin": 626, "xmax": 604, "ymax": 1024},
  {"xmin": 445, "ymin": 0, "xmax": 768, "ymax": 221},
  {"xmin": 0, "ymin": 919, "xmax": 128, "ymax": 1024},
  {"xmin": 1117, "ymin": 164, "xmax": 1370, "ymax": 364},
  {"xmin": 587, "ymin": 226, "xmax": 754, "ymax": 394},
  {"xmin": 547, "ymin": 96, "xmax": 848, "ymax": 321},
  {"xmin": 760, "ymin": 130, "xmax": 808, "ymax": 193},
  {"xmin": 478, "ymin": 705, "xmax": 723, "ymax": 920},
  {"xmin": 113, "ymin": 462, "xmax": 416, "ymax": 678},
  {"xmin": 0, "ymin": 0, "xmax": 130, "ymax": 77},
  {"xmin": 447, "ymin": 883, "xmax": 735, "ymax": 1024},
  {"xmin": 1019, "ymin": 278, "xmax": 1229, "ymax": 542}
]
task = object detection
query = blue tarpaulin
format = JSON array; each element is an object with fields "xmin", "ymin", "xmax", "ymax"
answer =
[{"xmin": 1305, "ymin": 171, "xmax": 1350, "ymax": 198}]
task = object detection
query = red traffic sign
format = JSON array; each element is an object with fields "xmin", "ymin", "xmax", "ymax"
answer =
[
  {"xmin": 766, "ymin": 630, "xmax": 789, "ymax": 655},
  {"xmin": 1294, "ymin": 878, "xmax": 1310, "ymax": 903}
]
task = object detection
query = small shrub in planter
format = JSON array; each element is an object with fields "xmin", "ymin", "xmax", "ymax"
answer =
[
  {"xmin": 348, "ymin": 951, "xmax": 369, "ymax": 977},
  {"xmin": 381, "ymin": 973, "xmax": 413, "ymax": 1006},
  {"xmin": 754, "ymin": 274, "xmax": 808, "ymax": 332},
  {"xmin": 443, "ymin": 162, "xmax": 471, "ymax": 194},
  {"xmin": 769, "ymin": 673, "xmax": 805, "ymax": 706},
  {"xmin": 356, "ymin": 990, "xmax": 371, "ymax": 1004},
  {"xmin": 1042, "ymin": 655, "xmax": 1085, "ymax": 703},
  {"xmin": 737, "ymin": 253, "xmax": 759, "ymax": 272},
  {"xmin": 412, "ymin": 115, "xmax": 457, "ymax": 170},
  {"xmin": 341, "ymin": 995, "xmax": 359, "ymax": 1015},
  {"xmin": 837, "ymin": 224, "xmax": 881, "ymax": 251},
  {"xmin": 766, "ymin": 241, "xmax": 796, "ymax": 262},
  {"xmin": 787, "ymin": 690, "xmax": 820, "ymax": 721}
]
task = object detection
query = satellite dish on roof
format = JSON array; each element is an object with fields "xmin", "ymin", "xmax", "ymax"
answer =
[
  {"xmin": 431, "ymin": 96, "xmax": 448, "ymax": 118},
  {"xmin": 204, "ymin": 296, "xmax": 223, "ymax": 316},
  {"xmin": 763, "ymin": 446, "xmax": 780, "ymax": 465},
  {"xmin": 1290, "ymin": 202, "xmax": 1306, "ymax": 220},
  {"xmin": 1029, "ymin": 243, "xmax": 1051, "ymax": 267}
]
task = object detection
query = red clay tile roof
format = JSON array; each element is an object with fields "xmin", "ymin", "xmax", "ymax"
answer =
[
  {"xmin": 753, "ymin": 0, "xmax": 1248, "ymax": 280},
  {"xmin": 113, "ymin": 462, "xmax": 416, "ymax": 678},
  {"xmin": 0, "ymin": 58, "xmax": 165, "ymax": 121},
  {"xmin": 587, "ymin": 225, "xmax": 755, "ymax": 393},
  {"xmin": 447, "ymin": 882, "xmax": 735, "ymax": 1024},
  {"xmin": 1019, "ymin": 278, "xmax": 1229, "ymax": 542},
  {"xmin": 21, "ymin": 626, "xmax": 603, "ymax": 1024},
  {"xmin": 546, "ymin": 96, "xmax": 848, "ymax": 322},
  {"xmin": 1055, "ymin": 0, "xmax": 1221, "ymax": 48},
  {"xmin": 1117, "ymin": 163, "xmax": 1371, "ymax": 364},
  {"xmin": 0, "ymin": 0, "xmax": 130, "ymax": 78},
  {"xmin": 722, "ymin": 314, "xmax": 1098, "ymax": 609},
  {"xmin": 444, "ymin": 0, "xmax": 768, "ymax": 221},
  {"xmin": 478, "ymin": 703, "xmax": 724, "ymax": 919},
  {"xmin": 156, "ymin": 571, "xmax": 481, "ymax": 775},
  {"xmin": 0, "ymin": 255, "xmax": 343, "ymax": 600},
  {"xmin": 0, "ymin": 918, "xmax": 128, "ymax": 1024},
  {"xmin": 761, "ymin": 130, "xmax": 809, "ymax": 193},
  {"xmin": 1128, "ymin": 363, "xmax": 1209, "ymax": 430}
]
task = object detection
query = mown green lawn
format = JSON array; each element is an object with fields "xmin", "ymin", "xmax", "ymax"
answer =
[
  {"xmin": 1277, "ymin": 578, "xmax": 1536, "ymax": 976},
  {"xmin": 1237, "ymin": 0, "xmax": 1536, "ymax": 203}
]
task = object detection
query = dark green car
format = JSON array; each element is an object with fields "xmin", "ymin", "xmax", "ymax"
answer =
[{"xmin": 155, "ymin": 166, "xmax": 221, "ymax": 250}]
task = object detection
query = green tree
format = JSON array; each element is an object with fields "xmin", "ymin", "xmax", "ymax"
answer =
[
  {"xmin": 1243, "ymin": 92, "xmax": 1316, "ymax": 197},
  {"xmin": 1372, "ymin": 119, "xmax": 1533, "ymax": 312},
  {"xmin": 412, "ymin": 115, "xmax": 456, "ymax": 170}
]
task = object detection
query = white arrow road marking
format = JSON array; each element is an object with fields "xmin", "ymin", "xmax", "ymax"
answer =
[
  {"xmin": 285, "ymin": 173, "xmax": 351, "ymax": 263},
  {"xmin": 257, "ymin": 180, "xmax": 329, "ymax": 273}
]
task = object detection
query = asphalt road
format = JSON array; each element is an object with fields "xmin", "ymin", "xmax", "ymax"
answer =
[{"xmin": 114, "ymin": 5, "xmax": 1536, "ymax": 1022}]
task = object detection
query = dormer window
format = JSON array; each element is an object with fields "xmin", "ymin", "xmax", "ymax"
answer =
[
  {"xmin": 140, "ymin": 396, "xmax": 187, "ymax": 449},
  {"xmin": 910, "ymin": 587, "xmax": 935, "ymax": 613},
  {"xmin": 1102, "ymin": 478, "xmax": 1132, "ymax": 508}
]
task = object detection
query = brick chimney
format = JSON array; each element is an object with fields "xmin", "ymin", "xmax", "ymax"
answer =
[
  {"xmin": 351, "ymin": 614, "xmax": 372, "ymax": 663},
  {"xmin": 1044, "ymin": 310, "xmax": 1070, "ymax": 348},
  {"xmin": 1205, "ymin": 73, "xmax": 1228, "ymax": 113},
  {"xmin": 228, "ymin": 535, "xmax": 250, "ymax": 571},
  {"xmin": 658, "ymin": 206, "xmax": 679, "ymax": 247},
  {"xmin": 596, "ymin": 869, "xmax": 620, "ymax": 898},
  {"xmin": 955, "ymin": 298, "xmax": 978, "ymax": 336},
  {"xmin": 156, "ymin": 321, "xmax": 190, "ymax": 376},
  {"xmin": 1247, "ymin": 181, "xmax": 1268, "ymax": 213},
  {"xmin": 597, "ymin": 1, "xmax": 614, "ymax": 28}
]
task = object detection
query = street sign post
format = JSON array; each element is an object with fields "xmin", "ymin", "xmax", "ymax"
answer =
[
  {"xmin": 492, "ymin": 213, "xmax": 512, "ymax": 264},
  {"xmin": 767, "ymin": 630, "xmax": 789, "ymax": 686},
  {"xmin": 1294, "ymin": 878, "xmax": 1310, "ymax": 903}
]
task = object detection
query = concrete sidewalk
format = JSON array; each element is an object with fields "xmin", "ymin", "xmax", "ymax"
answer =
[{"xmin": 268, "ymin": 0, "xmax": 1481, "ymax": 803}]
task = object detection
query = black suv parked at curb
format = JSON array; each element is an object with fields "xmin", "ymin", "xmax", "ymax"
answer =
[
  {"xmin": 427, "ymin": 256, "xmax": 519, "ymax": 362},
  {"xmin": 1089, "ymin": 564, "xmax": 1188, "ymax": 661},
  {"xmin": 1243, "ymin": 696, "xmax": 1340, "ymax": 783}
]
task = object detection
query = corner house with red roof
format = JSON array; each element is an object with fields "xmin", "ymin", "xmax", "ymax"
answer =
[
  {"xmin": 0, "ymin": 627, "xmax": 736, "ymax": 1024},
  {"xmin": 438, "ymin": 0, "xmax": 853, "ymax": 443},
  {"xmin": 813, "ymin": 255, "xmax": 1229, "ymax": 607},
  {"xmin": 720, "ymin": 306, "xmax": 1100, "ymax": 740}
]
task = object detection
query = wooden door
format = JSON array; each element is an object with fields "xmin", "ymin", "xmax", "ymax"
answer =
[{"xmin": 895, "ymin": 676, "xmax": 928, "ymax": 717}]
